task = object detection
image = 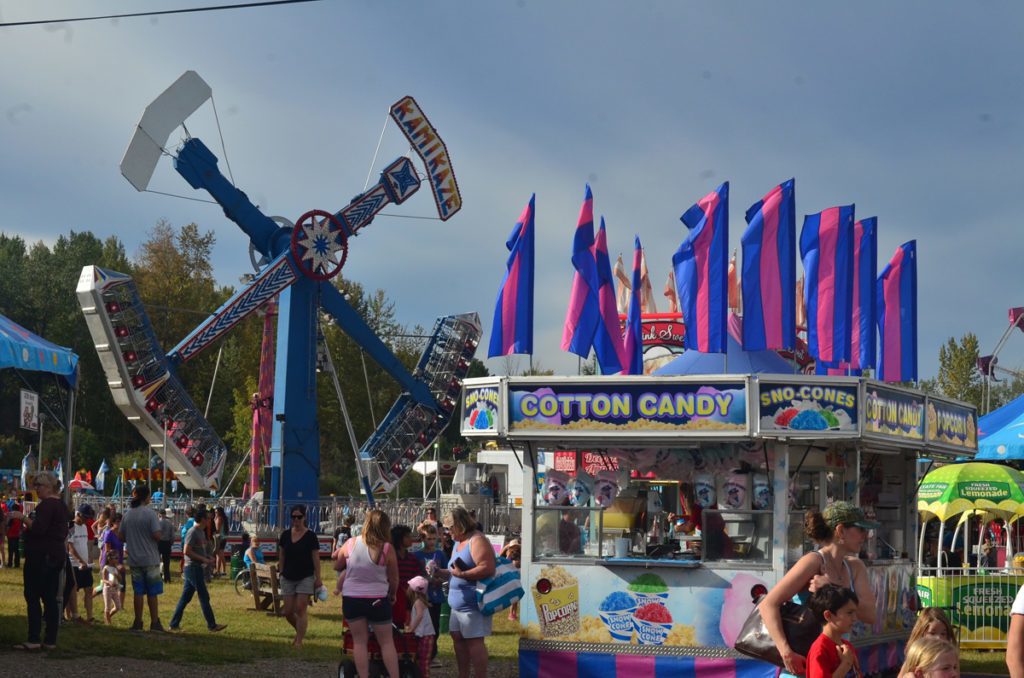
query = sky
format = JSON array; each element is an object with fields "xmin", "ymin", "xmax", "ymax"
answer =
[{"xmin": 2, "ymin": 1, "xmax": 1024, "ymax": 383}]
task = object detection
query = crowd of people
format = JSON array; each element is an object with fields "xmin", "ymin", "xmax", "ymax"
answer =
[{"xmin": 2, "ymin": 482, "xmax": 505, "ymax": 678}]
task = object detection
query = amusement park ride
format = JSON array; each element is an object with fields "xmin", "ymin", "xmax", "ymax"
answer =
[{"xmin": 76, "ymin": 71, "xmax": 481, "ymax": 508}]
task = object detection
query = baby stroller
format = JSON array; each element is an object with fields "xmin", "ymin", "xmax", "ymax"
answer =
[{"xmin": 338, "ymin": 623, "xmax": 420, "ymax": 678}]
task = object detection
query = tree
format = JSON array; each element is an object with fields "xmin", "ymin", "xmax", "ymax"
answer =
[{"xmin": 936, "ymin": 333, "xmax": 983, "ymax": 410}]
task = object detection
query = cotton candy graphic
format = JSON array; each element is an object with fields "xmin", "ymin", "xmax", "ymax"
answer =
[
  {"xmin": 543, "ymin": 470, "xmax": 570, "ymax": 506},
  {"xmin": 510, "ymin": 388, "xmax": 561, "ymax": 426},
  {"xmin": 569, "ymin": 471, "xmax": 593, "ymax": 507},
  {"xmin": 594, "ymin": 469, "xmax": 621, "ymax": 508}
]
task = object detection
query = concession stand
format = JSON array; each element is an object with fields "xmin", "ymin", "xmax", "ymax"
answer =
[{"xmin": 459, "ymin": 375, "xmax": 977, "ymax": 678}]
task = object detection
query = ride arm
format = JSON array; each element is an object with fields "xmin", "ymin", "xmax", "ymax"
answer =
[
  {"xmin": 174, "ymin": 137, "xmax": 283, "ymax": 259},
  {"xmin": 167, "ymin": 251, "xmax": 298, "ymax": 365},
  {"xmin": 319, "ymin": 282, "xmax": 437, "ymax": 408}
]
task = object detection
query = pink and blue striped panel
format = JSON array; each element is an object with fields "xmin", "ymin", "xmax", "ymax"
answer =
[{"xmin": 519, "ymin": 650, "xmax": 777, "ymax": 678}]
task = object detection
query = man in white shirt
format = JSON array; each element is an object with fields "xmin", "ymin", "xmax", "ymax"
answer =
[
  {"xmin": 67, "ymin": 508, "xmax": 94, "ymax": 623},
  {"xmin": 1009, "ymin": 584, "xmax": 1024, "ymax": 678}
]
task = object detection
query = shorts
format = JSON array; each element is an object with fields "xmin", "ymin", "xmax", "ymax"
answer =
[
  {"xmin": 280, "ymin": 575, "xmax": 315, "ymax": 596},
  {"xmin": 130, "ymin": 564, "xmax": 164, "ymax": 596},
  {"xmin": 448, "ymin": 607, "xmax": 492, "ymax": 639},
  {"xmin": 73, "ymin": 566, "xmax": 94, "ymax": 590},
  {"xmin": 342, "ymin": 595, "xmax": 393, "ymax": 624}
]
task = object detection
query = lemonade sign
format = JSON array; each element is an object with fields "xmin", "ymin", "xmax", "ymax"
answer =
[{"xmin": 951, "ymin": 581, "xmax": 1018, "ymax": 633}]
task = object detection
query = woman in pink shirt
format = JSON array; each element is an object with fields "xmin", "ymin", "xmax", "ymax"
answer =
[{"xmin": 335, "ymin": 509, "xmax": 399, "ymax": 678}]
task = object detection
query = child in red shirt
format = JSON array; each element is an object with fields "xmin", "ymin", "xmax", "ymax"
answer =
[{"xmin": 806, "ymin": 584, "xmax": 862, "ymax": 678}]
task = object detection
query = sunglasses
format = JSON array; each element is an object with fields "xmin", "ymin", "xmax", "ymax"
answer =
[{"xmin": 291, "ymin": 514, "xmax": 304, "ymax": 519}]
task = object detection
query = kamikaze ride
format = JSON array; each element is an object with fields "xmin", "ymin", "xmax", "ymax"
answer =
[{"xmin": 77, "ymin": 72, "xmax": 480, "ymax": 506}]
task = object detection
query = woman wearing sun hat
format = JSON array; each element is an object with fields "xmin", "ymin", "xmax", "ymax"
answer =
[{"xmin": 758, "ymin": 501, "xmax": 880, "ymax": 676}]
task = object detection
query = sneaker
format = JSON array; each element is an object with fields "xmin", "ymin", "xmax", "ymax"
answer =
[
  {"xmin": 150, "ymin": 622, "xmax": 168, "ymax": 633},
  {"xmin": 169, "ymin": 625, "xmax": 181, "ymax": 632},
  {"xmin": 209, "ymin": 624, "xmax": 227, "ymax": 633},
  {"xmin": 130, "ymin": 621, "xmax": 144, "ymax": 632},
  {"xmin": 430, "ymin": 659, "xmax": 443, "ymax": 668}
]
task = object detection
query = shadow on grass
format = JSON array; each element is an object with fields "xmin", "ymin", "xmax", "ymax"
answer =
[{"xmin": 0, "ymin": 611, "xmax": 345, "ymax": 665}]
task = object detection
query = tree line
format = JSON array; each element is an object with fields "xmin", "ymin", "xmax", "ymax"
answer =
[{"xmin": 0, "ymin": 222, "xmax": 486, "ymax": 498}]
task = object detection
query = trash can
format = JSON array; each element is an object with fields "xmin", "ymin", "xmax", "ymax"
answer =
[
  {"xmin": 439, "ymin": 601, "xmax": 451, "ymax": 634},
  {"xmin": 230, "ymin": 546, "xmax": 243, "ymax": 580}
]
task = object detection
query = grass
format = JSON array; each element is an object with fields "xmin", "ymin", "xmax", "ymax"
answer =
[{"xmin": 0, "ymin": 561, "xmax": 520, "ymax": 668}]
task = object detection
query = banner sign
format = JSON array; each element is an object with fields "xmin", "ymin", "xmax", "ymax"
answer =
[
  {"xmin": 508, "ymin": 381, "xmax": 748, "ymax": 438},
  {"xmin": 864, "ymin": 384, "xmax": 925, "ymax": 441},
  {"xmin": 757, "ymin": 380, "xmax": 858, "ymax": 434},
  {"xmin": 19, "ymin": 389, "xmax": 38, "ymax": 432},
  {"xmin": 390, "ymin": 96, "xmax": 462, "ymax": 221},
  {"xmin": 549, "ymin": 450, "xmax": 619, "ymax": 475},
  {"xmin": 460, "ymin": 382, "xmax": 501, "ymax": 437},
  {"xmin": 927, "ymin": 399, "xmax": 977, "ymax": 450}
]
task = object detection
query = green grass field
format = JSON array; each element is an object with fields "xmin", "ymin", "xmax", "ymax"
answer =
[{"xmin": 0, "ymin": 561, "xmax": 520, "ymax": 668}]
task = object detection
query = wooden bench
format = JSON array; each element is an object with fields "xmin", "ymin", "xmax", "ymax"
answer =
[{"xmin": 250, "ymin": 563, "xmax": 283, "ymax": 616}]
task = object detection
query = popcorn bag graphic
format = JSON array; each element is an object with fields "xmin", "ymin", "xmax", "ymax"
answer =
[{"xmin": 533, "ymin": 566, "xmax": 580, "ymax": 637}]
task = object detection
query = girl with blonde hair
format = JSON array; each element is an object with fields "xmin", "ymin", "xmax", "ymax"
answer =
[{"xmin": 899, "ymin": 636, "xmax": 959, "ymax": 678}]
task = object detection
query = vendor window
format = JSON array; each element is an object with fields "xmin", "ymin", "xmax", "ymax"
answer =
[
  {"xmin": 533, "ymin": 506, "xmax": 604, "ymax": 559},
  {"xmin": 701, "ymin": 509, "xmax": 773, "ymax": 564}
]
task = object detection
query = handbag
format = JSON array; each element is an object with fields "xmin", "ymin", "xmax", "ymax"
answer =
[
  {"xmin": 733, "ymin": 595, "xmax": 820, "ymax": 668},
  {"xmin": 475, "ymin": 556, "xmax": 524, "ymax": 616}
]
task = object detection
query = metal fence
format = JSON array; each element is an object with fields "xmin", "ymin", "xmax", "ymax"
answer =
[
  {"xmin": 917, "ymin": 564, "xmax": 1024, "ymax": 649},
  {"xmin": 71, "ymin": 494, "xmax": 521, "ymax": 540}
]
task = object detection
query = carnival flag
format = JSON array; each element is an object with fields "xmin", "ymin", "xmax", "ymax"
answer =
[
  {"xmin": 593, "ymin": 218, "xmax": 626, "ymax": 373},
  {"xmin": 727, "ymin": 250, "xmax": 739, "ymax": 312},
  {"xmin": 640, "ymin": 249, "xmax": 657, "ymax": 313},
  {"xmin": 800, "ymin": 205, "xmax": 855, "ymax": 364},
  {"xmin": 741, "ymin": 179, "xmax": 796, "ymax": 351},
  {"xmin": 613, "ymin": 253, "xmax": 631, "ymax": 314},
  {"xmin": 623, "ymin": 236, "xmax": 645, "ymax": 375},
  {"xmin": 663, "ymin": 271, "xmax": 679, "ymax": 314},
  {"xmin": 561, "ymin": 185, "xmax": 601, "ymax": 357},
  {"xmin": 850, "ymin": 217, "xmax": 878, "ymax": 370},
  {"xmin": 488, "ymin": 194, "xmax": 535, "ymax": 357},
  {"xmin": 96, "ymin": 458, "xmax": 109, "ymax": 492},
  {"xmin": 876, "ymin": 240, "xmax": 918, "ymax": 382},
  {"xmin": 673, "ymin": 182, "xmax": 729, "ymax": 353}
]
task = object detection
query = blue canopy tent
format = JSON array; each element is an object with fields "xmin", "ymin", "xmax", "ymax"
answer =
[
  {"xmin": 978, "ymin": 392, "xmax": 1024, "ymax": 440},
  {"xmin": 0, "ymin": 313, "xmax": 79, "ymax": 499},
  {"xmin": 654, "ymin": 314, "xmax": 799, "ymax": 376}
]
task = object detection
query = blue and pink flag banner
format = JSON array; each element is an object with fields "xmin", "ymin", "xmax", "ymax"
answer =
[
  {"xmin": 673, "ymin": 182, "xmax": 729, "ymax": 353},
  {"xmin": 592, "ymin": 218, "xmax": 626, "ymax": 373},
  {"xmin": 876, "ymin": 240, "xmax": 918, "ymax": 382},
  {"xmin": 622, "ymin": 236, "xmax": 645, "ymax": 375},
  {"xmin": 561, "ymin": 185, "xmax": 601, "ymax": 358},
  {"xmin": 800, "ymin": 204, "xmax": 855, "ymax": 365},
  {"xmin": 850, "ymin": 217, "xmax": 878, "ymax": 370},
  {"xmin": 741, "ymin": 179, "xmax": 796, "ymax": 351},
  {"xmin": 488, "ymin": 194, "xmax": 535, "ymax": 357}
]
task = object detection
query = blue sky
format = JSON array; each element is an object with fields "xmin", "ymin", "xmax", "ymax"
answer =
[{"xmin": 2, "ymin": 1, "xmax": 1023, "ymax": 381}]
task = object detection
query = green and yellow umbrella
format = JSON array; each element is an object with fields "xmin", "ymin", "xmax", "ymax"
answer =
[{"xmin": 917, "ymin": 462, "xmax": 1024, "ymax": 521}]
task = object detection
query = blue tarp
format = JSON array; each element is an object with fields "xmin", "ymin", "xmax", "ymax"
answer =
[
  {"xmin": 654, "ymin": 314, "xmax": 798, "ymax": 376},
  {"xmin": 0, "ymin": 314, "xmax": 78, "ymax": 386},
  {"xmin": 979, "ymin": 391, "xmax": 1024, "ymax": 439}
]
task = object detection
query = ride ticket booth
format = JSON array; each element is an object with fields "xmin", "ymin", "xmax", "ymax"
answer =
[{"xmin": 460, "ymin": 376, "xmax": 977, "ymax": 678}]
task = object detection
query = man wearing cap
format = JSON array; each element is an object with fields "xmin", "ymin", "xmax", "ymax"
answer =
[{"xmin": 157, "ymin": 508, "xmax": 175, "ymax": 584}]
